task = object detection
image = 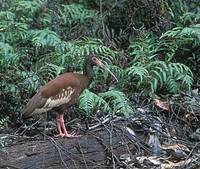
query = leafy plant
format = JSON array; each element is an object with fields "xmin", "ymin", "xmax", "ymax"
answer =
[
  {"xmin": 59, "ymin": 4, "xmax": 97, "ymax": 24},
  {"xmin": 0, "ymin": 0, "xmax": 199, "ymax": 123},
  {"xmin": 100, "ymin": 90, "xmax": 133, "ymax": 116},
  {"xmin": 127, "ymin": 32, "xmax": 193, "ymax": 93},
  {"xmin": 79, "ymin": 89, "xmax": 133, "ymax": 117},
  {"xmin": 160, "ymin": 24, "xmax": 200, "ymax": 47}
]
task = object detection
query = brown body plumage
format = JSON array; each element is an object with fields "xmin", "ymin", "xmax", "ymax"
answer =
[
  {"xmin": 22, "ymin": 73, "xmax": 89, "ymax": 118},
  {"xmin": 22, "ymin": 55, "xmax": 117, "ymax": 138}
]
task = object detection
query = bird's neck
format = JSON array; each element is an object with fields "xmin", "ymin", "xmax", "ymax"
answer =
[{"xmin": 83, "ymin": 61, "xmax": 93, "ymax": 83}]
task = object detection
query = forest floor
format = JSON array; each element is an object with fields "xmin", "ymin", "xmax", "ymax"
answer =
[{"xmin": 0, "ymin": 91, "xmax": 200, "ymax": 169}]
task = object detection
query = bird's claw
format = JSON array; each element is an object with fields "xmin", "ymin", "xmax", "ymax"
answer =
[
  {"xmin": 65, "ymin": 133, "xmax": 81, "ymax": 138},
  {"xmin": 55, "ymin": 133, "xmax": 81, "ymax": 138}
]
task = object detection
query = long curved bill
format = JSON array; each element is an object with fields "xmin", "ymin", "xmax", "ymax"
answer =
[{"xmin": 96, "ymin": 59, "xmax": 118, "ymax": 82}]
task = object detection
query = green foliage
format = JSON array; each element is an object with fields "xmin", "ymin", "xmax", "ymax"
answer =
[
  {"xmin": 0, "ymin": 117, "xmax": 9, "ymax": 128},
  {"xmin": 127, "ymin": 32, "xmax": 193, "ymax": 93},
  {"xmin": 99, "ymin": 90, "xmax": 133, "ymax": 116},
  {"xmin": 181, "ymin": 12, "xmax": 200, "ymax": 25},
  {"xmin": 0, "ymin": 11, "xmax": 28, "ymax": 43},
  {"xmin": 0, "ymin": 0, "xmax": 199, "ymax": 122},
  {"xmin": 79, "ymin": 89, "xmax": 133, "ymax": 116},
  {"xmin": 79, "ymin": 89, "xmax": 111, "ymax": 116},
  {"xmin": 59, "ymin": 4, "xmax": 97, "ymax": 24},
  {"xmin": 29, "ymin": 29, "xmax": 62, "ymax": 47},
  {"xmin": 56, "ymin": 38, "xmax": 117, "ymax": 70},
  {"xmin": 161, "ymin": 24, "xmax": 200, "ymax": 47},
  {"xmin": 0, "ymin": 42, "xmax": 19, "ymax": 67}
]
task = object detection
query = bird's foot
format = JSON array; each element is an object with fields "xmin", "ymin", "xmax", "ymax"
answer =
[
  {"xmin": 55, "ymin": 133, "xmax": 81, "ymax": 138},
  {"xmin": 64, "ymin": 133, "xmax": 81, "ymax": 138},
  {"xmin": 54, "ymin": 133, "xmax": 66, "ymax": 138}
]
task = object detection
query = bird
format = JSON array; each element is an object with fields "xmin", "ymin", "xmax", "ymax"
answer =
[{"xmin": 22, "ymin": 55, "xmax": 117, "ymax": 138}]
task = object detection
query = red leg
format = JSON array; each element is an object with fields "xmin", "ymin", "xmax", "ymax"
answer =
[
  {"xmin": 56, "ymin": 114, "xmax": 65, "ymax": 137},
  {"xmin": 56, "ymin": 114, "xmax": 80, "ymax": 138},
  {"xmin": 59, "ymin": 114, "xmax": 77, "ymax": 138}
]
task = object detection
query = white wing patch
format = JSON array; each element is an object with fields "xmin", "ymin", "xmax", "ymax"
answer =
[{"xmin": 32, "ymin": 86, "xmax": 75, "ymax": 115}]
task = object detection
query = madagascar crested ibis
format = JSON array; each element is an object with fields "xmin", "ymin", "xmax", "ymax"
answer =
[{"xmin": 22, "ymin": 55, "xmax": 117, "ymax": 138}]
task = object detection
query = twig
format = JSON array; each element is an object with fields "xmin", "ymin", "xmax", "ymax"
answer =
[
  {"xmin": 88, "ymin": 115, "xmax": 113, "ymax": 130},
  {"xmin": 57, "ymin": 137, "xmax": 101, "ymax": 166},
  {"xmin": 109, "ymin": 121, "xmax": 116, "ymax": 169},
  {"xmin": 48, "ymin": 136, "xmax": 70, "ymax": 169},
  {"xmin": 93, "ymin": 116, "xmax": 121, "ymax": 167},
  {"xmin": 0, "ymin": 164, "xmax": 20, "ymax": 169},
  {"xmin": 77, "ymin": 142, "xmax": 89, "ymax": 169},
  {"xmin": 183, "ymin": 141, "xmax": 200, "ymax": 167},
  {"xmin": 16, "ymin": 117, "xmax": 43, "ymax": 135}
]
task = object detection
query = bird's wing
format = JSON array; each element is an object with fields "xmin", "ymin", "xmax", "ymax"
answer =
[
  {"xmin": 22, "ymin": 86, "xmax": 75, "ymax": 117},
  {"xmin": 22, "ymin": 91, "xmax": 47, "ymax": 118},
  {"xmin": 43, "ymin": 86, "xmax": 75, "ymax": 109}
]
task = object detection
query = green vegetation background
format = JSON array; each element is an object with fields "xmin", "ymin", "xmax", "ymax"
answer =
[{"xmin": 0, "ymin": 0, "xmax": 199, "ymax": 124}]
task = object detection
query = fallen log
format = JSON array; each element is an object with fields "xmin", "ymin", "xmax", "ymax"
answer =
[
  {"xmin": 0, "ymin": 125, "xmax": 133, "ymax": 169},
  {"xmin": 1, "ymin": 110, "xmax": 199, "ymax": 169}
]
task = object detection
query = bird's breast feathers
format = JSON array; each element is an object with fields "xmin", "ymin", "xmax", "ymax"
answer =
[{"xmin": 32, "ymin": 86, "xmax": 75, "ymax": 114}]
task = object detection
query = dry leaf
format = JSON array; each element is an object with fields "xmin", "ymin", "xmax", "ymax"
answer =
[
  {"xmin": 154, "ymin": 99, "xmax": 170, "ymax": 111},
  {"xmin": 161, "ymin": 159, "xmax": 192, "ymax": 169},
  {"xmin": 161, "ymin": 144, "xmax": 189, "ymax": 160}
]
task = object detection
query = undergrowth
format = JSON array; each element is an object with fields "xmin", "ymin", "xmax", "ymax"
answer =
[{"xmin": 0, "ymin": 0, "xmax": 199, "ymax": 121}]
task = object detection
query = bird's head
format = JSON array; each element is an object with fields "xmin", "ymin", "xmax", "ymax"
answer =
[{"xmin": 89, "ymin": 55, "xmax": 118, "ymax": 82}]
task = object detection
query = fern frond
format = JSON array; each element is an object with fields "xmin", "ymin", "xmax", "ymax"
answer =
[
  {"xmin": 126, "ymin": 64, "xmax": 148, "ymax": 83},
  {"xmin": 79, "ymin": 89, "xmax": 133, "ymax": 117},
  {"xmin": 54, "ymin": 38, "xmax": 117, "ymax": 71},
  {"xmin": 181, "ymin": 74, "xmax": 193, "ymax": 90},
  {"xmin": 17, "ymin": 70, "xmax": 41, "ymax": 92},
  {"xmin": 181, "ymin": 12, "xmax": 200, "ymax": 24},
  {"xmin": 100, "ymin": 90, "xmax": 133, "ymax": 116},
  {"xmin": 161, "ymin": 24, "xmax": 200, "ymax": 46},
  {"xmin": 0, "ymin": 11, "xmax": 15, "ymax": 21},
  {"xmin": 79, "ymin": 89, "xmax": 111, "ymax": 116},
  {"xmin": 0, "ymin": 42, "xmax": 19, "ymax": 66},
  {"xmin": 166, "ymin": 77, "xmax": 179, "ymax": 93},
  {"xmin": 59, "ymin": 4, "xmax": 97, "ymax": 24},
  {"xmin": 13, "ymin": 0, "xmax": 42, "ymax": 15},
  {"xmin": 77, "ymin": 38, "xmax": 117, "ymax": 59},
  {"xmin": 0, "ymin": 20, "xmax": 28, "ymax": 42},
  {"xmin": 29, "ymin": 29, "xmax": 61, "ymax": 47},
  {"xmin": 38, "ymin": 63, "xmax": 65, "ymax": 82}
]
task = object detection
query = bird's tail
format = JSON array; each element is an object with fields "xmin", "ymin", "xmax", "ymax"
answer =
[
  {"xmin": 21, "ymin": 92, "xmax": 47, "ymax": 120},
  {"xmin": 21, "ymin": 95, "xmax": 38, "ymax": 120}
]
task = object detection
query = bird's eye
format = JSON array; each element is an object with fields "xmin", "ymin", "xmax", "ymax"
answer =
[{"xmin": 92, "ymin": 57, "xmax": 97, "ymax": 62}]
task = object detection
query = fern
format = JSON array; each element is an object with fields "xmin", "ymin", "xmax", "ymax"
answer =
[
  {"xmin": 106, "ymin": 65, "xmax": 125, "ymax": 82},
  {"xmin": 79, "ymin": 89, "xmax": 133, "ymax": 116},
  {"xmin": 17, "ymin": 70, "xmax": 41, "ymax": 92},
  {"xmin": 79, "ymin": 89, "xmax": 111, "ymax": 116},
  {"xmin": 160, "ymin": 24, "xmax": 200, "ymax": 46},
  {"xmin": 29, "ymin": 29, "xmax": 61, "ymax": 47},
  {"xmin": 55, "ymin": 38, "xmax": 117, "ymax": 70},
  {"xmin": 0, "ymin": 11, "xmax": 15, "ymax": 21},
  {"xmin": 0, "ymin": 42, "xmax": 19, "ymax": 66},
  {"xmin": 181, "ymin": 12, "xmax": 200, "ymax": 24},
  {"xmin": 100, "ymin": 90, "xmax": 133, "ymax": 116},
  {"xmin": 0, "ymin": 117, "xmax": 9, "ymax": 128},
  {"xmin": 12, "ymin": 0, "xmax": 42, "ymax": 15},
  {"xmin": 129, "ymin": 33, "xmax": 162, "ymax": 61},
  {"xmin": 76, "ymin": 38, "xmax": 117, "ymax": 59},
  {"xmin": 37, "ymin": 63, "xmax": 65, "ymax": 82},
  {"xmin": 127, "ymin": 33, "xmax": 193, "ymax": 93},
  {"xmin": 126, "ymin": 63, "xmax": 148, "ymax": 83},
  {"xmin": 59, "ymin": 4, "xmax": 97, "ymax": 25},
  {"xmin": 0, "ymin": 20, "xmax": 28, "ymax": 43}
]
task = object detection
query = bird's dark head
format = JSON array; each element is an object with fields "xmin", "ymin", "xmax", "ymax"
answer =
[
  {"xmin": 87, "ymin": 55, "xmax": 118, "ymax": 81},
  {"xmin": 89, "ymin": 55, "xmax": 104, "ymax": 67}
]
